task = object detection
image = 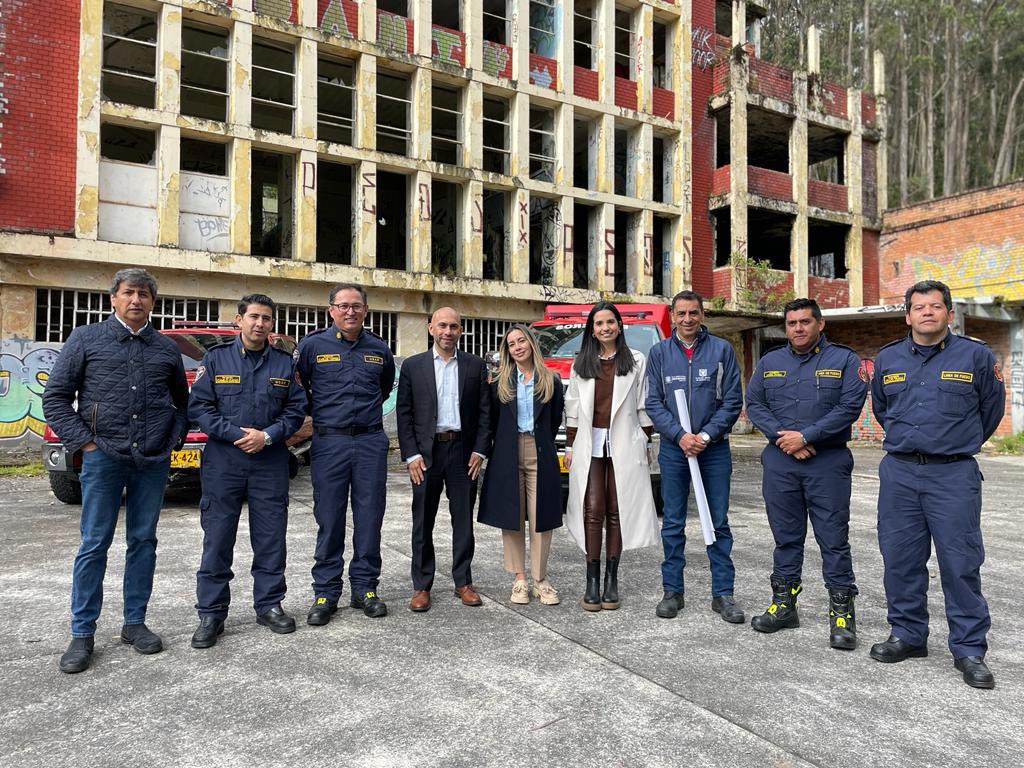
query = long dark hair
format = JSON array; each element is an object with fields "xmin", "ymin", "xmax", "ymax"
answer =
[{"xmin": 573, "ymin": 302, "xmax": 636, "ymax": 379}]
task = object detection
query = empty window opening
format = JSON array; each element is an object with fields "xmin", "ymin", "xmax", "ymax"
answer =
[
  {"xmin": 808, "ymin": 123, "xmax": 846, "ymax": 183},
  {"xmin": 433, "ymin": 2, "xmax": 460, "ymax": 30},
  {"xmin": 318, "ymin": 57, "xmax": 355, "ymax": 145},
  {"xmin": 715, "ymin": 110, "xmax": 730, "ymax": 167},
  {"xmin": 653, "ymin": 216, "xmax": 670, "ymax": 296},
  {"xmin": 251, "ymin": 40, "xmax": 295, "ymax": 134},
  {"xmin": 747, "ymin": 108, "xmax": 791, "ymax": 172},
  {"xmin": 749, "ymin": 208, "xmax": 793, "ymax": 271},
  {"xmin": 572, "ymin": 202, "xmax": 592, "ymax": 289},
  {"xmin": 529, "ymin": 106, "xmax": 555, "ymax": 183},
  {"xmin": 101, "ymin": 4, "xmax": 157, "ymax": 108},
  {"xmin": 377, "ymin": 70, "xmax": 411, "ymax": 155},
  {"xmin": 613, "ymin": 210, "xmax": 628, "ymax": 292},
  {"xmin": 251, "ymin": 149, "xmax": 293, "ymax": 258},
  {"xmin": 376, "ymin": 171, "xmax": 407, "ymax": 270},
  {"xmin": 378, "ymin": 0, "xmax": 407, "ymax": 15},
  {"xmin": 652, "ymin": 21, "xmax": 668, "ymax": 89},
  {"xmin": 101, "ymin": 123, "xmax": 156, "ymax": 165},
  {"xmin": 573, "ymin": 118, "xmax": 591, "ymax": 189},
  {"xmin": 809, "ymin": 156, "xmax": 843, "ymax": 184},
  {"xmin": 614, "ymin": 128, "xmax": 628, "ymax": 196},
  {"xmin": 713, "ymin": 209, "xmax": 731, "ymax": 268},
  {"xmin": 483, "ymin": 0, "xmax": 509, "ymax": 44},
  {"xmin": 317, "ymin": 162, "xmax": 352, "ymax": 265},
  {"xmin": 431, "ymin": 181, "xmax": 460, "ymax": 276},
  {"xmin": 809, "ymin": 221, "xmax": 848, "ymax": 279},
  {"xmin": 181, "ymin": 137, "xmax": 226, "ymax": 175},
  {"xmin": 653, "ymin": 136, "xmax": 666, "ymax": 203},
  {"xmin": 432, "ymin": 85, "xmax": 463, "ymax": 165},
  {"xmin": 529, "ymin": 0, "xmax": 557, "ymax": 58},
  {"xmin": 482, "ymin": 95, "xmax": 511, "ymax": 174},
  {"xmin": 574, "ymin": 0, "xmax": 595, "ymax": 69},
  {"xmin": 181, "ymin": 23, "xmax": 229, "ymax": 122},
  {"xmin": 614, "ymin": 8, "xmax": 634, "ymax": 79},
  {"xmin": 529, "ymin": 196, "xmax": 558, "ymax": 285},
  {"xmin": 482, "ymin": 189, "xmax": 508, "ymax": 280}
]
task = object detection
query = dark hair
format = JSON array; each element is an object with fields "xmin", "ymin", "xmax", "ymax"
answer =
[
  {"xmin": 237, "ymin": 293, "xmax": 276, "ymax": 316},
  {"xmin": 110, "ymin": 268, "xmax": 158, "ymax": 299},
  {"xmin": 671, "ymin": 290, "xmax": 704, "ymax": 312},
  {"xmin": 783, "ymin": 297, "xmax": 822, "ymax": 320},
  {"xmin": 573, "ymin": 301, "xmax": 637, "ymax": 379},
  {"xmin": 904, "ymin": 280, "xmax": 952, "ymax": 311},
  {"xmin": 329, "ymin": 283, "xmax": 368, "ymax": 305}
]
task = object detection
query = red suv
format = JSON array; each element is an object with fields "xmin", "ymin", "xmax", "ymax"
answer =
[{"xmin": 41, "ymin": 322, "xmax": 312, "ymax": 504}]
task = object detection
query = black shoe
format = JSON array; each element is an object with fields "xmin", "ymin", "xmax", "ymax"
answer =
[
  {"xmin": 953, "ymin": 656, "xmax": 995, "ymax": 689},
  {"xmin": 751, "ymin": 578, "xmax": 801, "ymax": 633},
  {"xmin": 869, "ymin": 635, "xmax": 928, "ymax": 663},
  {"xmin": 828, "ymin": 588, "xmax": 857, "ymax": 650},
  {"xmin": 711, "ymin": 595, "xmax": 745, "ymax": 624},
  {"xmin": 656, "ymin": 591, "xmax": 685, "ymax": 618},
  {"xmin": 306, "ymin": 597, "xmax": 339, "ymax": 626},
  {"xmin": 583, "ymin": 560, "xmax": 602, "ymax": 612},
  {"xmin": 191, "ymin": 617, "xmax": 225, "ymax": 649},
  {"xmin": 601, "ymin": 557, "xmax": 620, "ymax": 610},
  {"xmin": 120, "ymin": 623, "xmax": 163, "ymax": 654},
  {"xmin": 257, "ymin": 605, "xmax": 296, "ymax": 634},
  {"xmin": 59, "ymin": 636, "xmax": 94, "ymax": 674},
  {"xmin": 351, "ymin": 590, "xmax": 388, "ymax": 618}
]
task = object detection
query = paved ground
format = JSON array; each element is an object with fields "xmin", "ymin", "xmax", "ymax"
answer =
[{"xmin": 1, "ymin": 437, "xmax": 1022, "ymax": 768}]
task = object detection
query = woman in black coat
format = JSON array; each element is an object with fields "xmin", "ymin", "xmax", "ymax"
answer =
[{"xmin": 478, "ymin": 324, "xmax": 564, "ymax": 606}]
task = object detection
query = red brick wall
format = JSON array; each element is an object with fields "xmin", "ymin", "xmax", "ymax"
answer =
[
  {"xmin": 712, "ymin": 165, "xmax": 730, "ymax": 196},
  {"xmin": 808, "ymin": 179, "xmax": 849, "ymax": 211},
  {"xmin": 712, "ymin": 267, "xmax": 732, "ymax": 300},
  {"xmin": 529, "ymin": 53, "xmax": 557, "ymax": 90},
  {"xmin": 862, "ymin": 141, "xmax": 878, "ymax": 218},
  {"xmin": 574, "ymin": 66, "xmax": 598, "ymax": 101},
  {"xmin": 614, "ymin": 76, "xmax": 637, "ymax": 110},
  {"xmin": 0, "ymin": 0, "xmax": 79, "ymax": 234},
  {"xmin": 861, "ymin": 93, "xmax": 877, "ymax": 127},
  {"xmin": 808, "ymin": 275, "xmax": 850, "ymax": 308},
  {"xmin": 821, "ymin": 81, "xmax": 849, "ymax": 119},
  {"xmin": 750, "ymin": 58, "xmax": 793, "ymax": 103},
  {"xmin": 863, "ymin": 229, "xmax": 880, "ymax": 305},
  {"xmin": 712, "ymin": 61, "xmax": 728, "ymax": 95},
  {"xmin": 749, "ymin": 166, "xmax": 794, "ymax": 202},
  {"xmin": 652, "ymin": 86, "xmax": 674, "ymax": 120},
  {"xmin": 690, "ymin": 0, "xmax": 716, "ymax": 295}
]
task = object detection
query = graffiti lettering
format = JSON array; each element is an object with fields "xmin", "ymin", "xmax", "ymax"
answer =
[
  {"xmin": 472, "ymin": 197, "xmax": 484, "ymax": 233},
  {"xmin": 604, "ymin": 228, "xmax": 616, "ymax": 277},
  {"xmin": 692, "ymin": 26, "xmax": 715, "ymax": 71},
  {"xmin": 361, "ymin": 171, "xmax": 377, "ymax": 217},
  {"xmin": 418, "ymin": 183, "xmax": 432, "ymax": 221},
  {"xmin": 0, "ymin": 342, "xmax": 61, "ymax": 443},
  {"xmin": 643, "ymin": 233, "xmax": 654, "ymax": 277},
  {"xmin": 302, "ymin": 161, "xmax": 316, "ymax": 192}
]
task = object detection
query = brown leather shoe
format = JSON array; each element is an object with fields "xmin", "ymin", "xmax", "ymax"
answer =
[
  {"xmin": 455, "ymin": 584, "xmax": 483, "ymax": 606},
  {"xmin": 409, "ymin": 590, "xmax": 431, "ymax": 612}
]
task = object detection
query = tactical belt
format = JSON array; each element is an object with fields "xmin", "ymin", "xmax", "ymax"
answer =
[
  {"xmin": 889, "ymin": 451, "xmax": 969, "ymax": 465},
  {"xmin": 316, "ymin": 424, "xmax": 383, "ymax": 436}
]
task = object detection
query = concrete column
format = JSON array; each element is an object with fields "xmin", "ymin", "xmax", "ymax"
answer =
[
  {"xmin": 466, "ymin": 0, "xmax": 484, "ymax": 71},
  {"xmin": 594, "ymin": 113, "xmax": 615, "ymax": 194},
  {"xmin": 295, "ymin": 38, "xmax": 318, "ymax": 141},
  {"xmin": 299, "ymin": 0, "xmax": 317, "ymax": 27},
  {"xmin": 728, "ymin": 45, "xmax": 749, "ymax": 304},
  {"xmin": 558, "ymin": 0, "xmax": 574, "ymax": 94},
  {"xmin": 353, "ymin": 159, "xmax": 377, "ymax": 268},
  {"xmin": 229, "ymin": 139, "xmax": 252, "ymax": 254},
  {"xmin": 409, "ymin": 170, "xmax": 433, "ymax": 273},
  {"xmin": 229, "ymin": 20, "xmax": 253, "ymax": 128},
  {"xmin": 590, "ymin": 202, "xmax": 615, "ymax": 292},
  {"xmin": 874, "ymin": 50, "xmax": 889, "ymax": 213},
  {"xmin": 807, "ymin": 25, "xmax": 820, "ymax": 74},
  {"xmin": 1011, "ymin": 314, "xmax": 1024, "ymax": 433},
  {"xmin": 510, "ymin": 187, "xmax": 531, "ymax": 284},
  {"xmin": 509, "ymin": 92, "xmax": 530, "ymax": 178},
  {"xmin": 731, "ymin": 0, "xmax": 747, "ymax": 45},
  {"xmin": 410, "ymin": 0, "xmax": 433, "ymax": 58},
  {"xmin": 628, "ymin": 209, "xmax": 654, "ymax": 295},
  {"xmin": 410, "ymin": 67, "xmax": 432, "ymax": 161},
  {"xmin": 355, "ymin": 54, "xmax": 377, "ymax": 150},
  {"xmin": 294, "ymin": 149, "xmax": 318, "ymax": 262},
  {"xmin": 510, "ymin": 0, "xmax": 530, "ymax": 82},
  {"xmin": 552, "ymin": 195, "xmax": 573, "ymax": 287},
  {"xmin": 846, "ymin": 88, "xmax": 864, "ymax": 306},
  {"xmin": 157, "ymin": 4, "xmax": 182, "ymax": 114},
  {"xmin": 637, "ymin": 4, "xmax": 654, "ymax": 112},
  {"xmin": 396, "ymin": 311, "xmax": 429, "ymax": 358},
  {"xmin": 554, "ymin": 103, "xmax": 573, "ymax": 187},
  {"xmin": 673, "ymin": 7, "xmax": 693, "ymax": 294},
  {"xmin": 157, "ymin": 126, "xmax": 180, "ymax": 247},
  {"xmin": 0, "ymin": 285, "xmax": 36, "ymax": 338},
  {"xmin": 359, "ymin": 0, "xmax": 378, "ymax": 44},
  {"xmin": 464, "ymin": 80, "xmax": 483, "ymax": 169},
  {"xmin": 462, "ymin": 180, "xmax": 485, "ymax": 279},
  {"xmin": 75, "ymin": 0, "xmax": 103, "ymax": 240},
  {"xmin": 595, "ymin": 0, "xmax": 615, "ymax": 103},
  {"xmin": 633, "ymin": 123, "xmax": 653, "ymax": 200},
  {"xmin": 791, "ymin": 72, "xmax": 809, "ymax": 297}
]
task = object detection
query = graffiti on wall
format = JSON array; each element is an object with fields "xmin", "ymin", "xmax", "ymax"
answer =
[
  {"xmin": 0, "ymin": 340, "xmax": 61, "ymax": 443},
  {"xmin": 432, "ymin": 26, "xmax": 465, "ymax": 67},
  {"xmin": 482, "ymin": 40, "xmax": 512, "ymax": 79},
  {"xmin": 692, "ymin": 26, "xmax": 715, "ymax": 71},
  {"xmin": 253, "ymin": 0, "xmax": 298, "ymax": 24},
  {"xmin": 318, "ymin": 0, "xmax": 357, "ymax": 39},
  {"xmin": 377, "ymin": 10, "xmax": 414, "ymax": 54},
  {"xmin": 529, "ymin": 54, "xmax": 557, "ymax": 90},
  {"xmin": 883, "ymin": 240, "xmax": 1024, "ymax": 302}
]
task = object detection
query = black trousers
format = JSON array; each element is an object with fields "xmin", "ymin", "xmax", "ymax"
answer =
[{"xmin": 411, "ymin": 437, "xmax": 476, "ymax": 590}]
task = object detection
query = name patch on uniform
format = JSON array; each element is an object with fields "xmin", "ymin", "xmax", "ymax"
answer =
[
  {"xmin": 214, "ymin": 374, "xmax": 241, "ymax": 384},
  {"xmin": 940, "ymin": 370, "xmax": 974, "ymax": 383},
  {"xmin": 316, "ymin": 353, "xmax": 341, "ymax": 364},
  {"xmin": 815, "ymin": 369, "xmax": 842, "ymax": 378},
  {"xmin": 363, "ymin": 354, "xmax": 384, "ymax": 365},
  {"xmin": 882, "ymin": 372, "xmax": 906, "ymax": 385},
  {"xmin": 269, "ymin": 377, "xmax": 290, "ymax": 388},
  {"xmin": 763, "ymin": 370, "xmax": 787, "ymax": 379}
]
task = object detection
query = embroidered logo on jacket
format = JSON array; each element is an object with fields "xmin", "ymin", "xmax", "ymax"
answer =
[
  {"xmin": 882, "ymin": 372, "xmax": 906, "ymax": 385},
  {"xmin": 940, "ymin": 371, "xmax": 974, "ymax": 383},
  {"xmin": 815, "ymin": 369, "xmax": 842, "ymax": 378},
  {"xmin": 763, "ymin": 370, "xmax": 787, "ymax": 378},
  {"xmin": 316, "ymin": 353, "xmax": 341, "ymax": 364},
  {"xmin": 214, "ymin": 374, "xmax": 241, "ymax": 384},
  {"xmin": 364, "ymin": 354, "xmax": 384, "ymax": 365},
  {"xmin": 269, "ymin": 377, "xmax": 290, "ymax": 388}
]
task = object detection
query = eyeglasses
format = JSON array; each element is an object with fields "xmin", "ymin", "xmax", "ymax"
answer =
[{"xmin": 330, "ymin": 303, "xmax": 366, "ymax": 313}]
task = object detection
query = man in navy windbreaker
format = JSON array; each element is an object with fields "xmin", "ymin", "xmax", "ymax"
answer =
[{"xmin": 645, "ymin": 291, "xmax": 744, "ymax": 624}]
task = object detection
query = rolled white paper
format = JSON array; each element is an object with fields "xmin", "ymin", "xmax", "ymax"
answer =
[{"xmin": 674, "ymin": 388, "xmax": 717, "ymax": 546}]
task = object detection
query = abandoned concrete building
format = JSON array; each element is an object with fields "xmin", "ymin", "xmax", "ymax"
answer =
[{"xmin": 0, "ymin": 0, "xmax": 885, "ymax": 358}]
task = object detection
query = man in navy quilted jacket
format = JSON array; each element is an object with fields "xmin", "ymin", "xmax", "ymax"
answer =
[{"xmin": 43, "ymin": 268, "xmax": 189, "ymax": 674}]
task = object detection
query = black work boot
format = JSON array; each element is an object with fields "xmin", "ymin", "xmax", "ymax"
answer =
[
  {"xmin": 601, "ymin": 558, "xmax": 620, "ymax": 610},
  {"xmin": 751, "ymin": 578, "xmax": 801, "ymax": 633},
  {"xmin": 583, "ymin": 560, "xmax": 602, "ymax": 612},
  {"xmin": 828, "ymin": 588, "xmax": 857, "ymax": 650},
  {"xmin": 59, "ymin": 636, "xmax": 94, "ymax": 674}
]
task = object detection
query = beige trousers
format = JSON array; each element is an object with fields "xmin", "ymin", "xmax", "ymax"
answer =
[{"xmin": 502, "ymin": 433, "xmax": 553, "ymax": 582}]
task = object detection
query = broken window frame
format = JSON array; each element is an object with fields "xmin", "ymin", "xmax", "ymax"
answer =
[
  {"xmin": 180, "ymin": 22, "xmax": 230, "ymax": 122},
  {"xmin": 317, "ymin": 56, "xmax": 356, "ymax": 145},
  {"xmin": 101, "ymin": 4, "xmax": 158, "ymax": 108},
  {"xmin": 482, "ymin": 95, "xmax": 511, "ymax": 175},
  {"xmin": 651, "ymin": 21, "xmax": 668, "ymax": 89},
  {"xmin": 431, "ymin": 84, "xmax": 463, "ymax": 165},
  {"xmin": 614, "ymin": 7, "xmax": 635, "ymax": 79},
  {"xmin": 573, "ymin": 0, "xmax": 595, "ymax": 69},
  {"xmin": 251, "ymin": 39, "xmax": 296, "ymax": 134},
  {"xmin": 482, "ymin": 0, "xmax": 509, "ymax": 44},
  {"xmin": 529, "ymin": 106, "xmax": 556, "ymax": 183},
  {"xmin": 100, "ymin": 122, "xmax": 157, "ymax": 165},
  {"xmin": 376, "ymin": 71, "xmax": 413, "ymax": 156},
  {"xmin": 528, "ymin": 0, "xmax": 558, "ymax": 55},
  {"xmin": 180, "ymin": 136, "xmax": 228, "ymax": 175}
]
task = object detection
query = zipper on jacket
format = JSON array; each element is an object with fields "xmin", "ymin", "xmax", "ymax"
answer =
[{"xmin": 91, "ymin": 403, "xmax": 98, "ymax": 434}]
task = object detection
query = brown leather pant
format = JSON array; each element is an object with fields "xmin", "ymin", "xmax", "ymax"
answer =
[{"xmin": 584, "ymin": 456, "xmax": 621, "ymax": 561}]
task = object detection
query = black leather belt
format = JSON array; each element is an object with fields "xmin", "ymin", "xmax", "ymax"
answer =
[
  {"xmin": 316, "ymin": 424, "xmax": 383, "ymax": 436},
  {"xmin": 889, "ymin": 451, "xmax": 969, "ymax": 465},
  {"xmin": 435, "ymin": 430, "xmax": 461, "ymax": 442}
]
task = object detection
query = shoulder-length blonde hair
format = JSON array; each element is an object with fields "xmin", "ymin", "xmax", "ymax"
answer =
[{"xmin": 496, "ymin": 324, "xmax": 556, "ymax": 405}]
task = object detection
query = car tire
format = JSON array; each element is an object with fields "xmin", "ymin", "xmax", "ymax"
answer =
[{"xmin": 49, "ymin": 472, "xmax": 82, "ymax": 505}]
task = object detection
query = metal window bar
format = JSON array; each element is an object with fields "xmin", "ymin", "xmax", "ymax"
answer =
[
  {"xmin": 528, "ymin": 0, "xmax": 558, "ymax": 51},
  {"xmin": 529, "ymin": 121, "xmax": 556, "ymax": 182},
  {"xmin": 274, "ymin": 304, "xmax": 398, "ymax": 352},
  {"xmin": 318, "ymin": 77, "xmax": 356, "ymax": 135},
  {"xmin": 614, "ymin": 11, "xmax": 635, "ymax": 76},
  {"xmin": 182, "ymin": 39, "xmax": 229, "ymax": 101},
  {"xmin": 482, "ymin": 5, "xmax": 509, "ymax": 43},
  {"xmin": 252, "ymin": 47, "xmax": 295, "ymax": 109},
  {"xmin": 376, "ymin": 92, "xmax": 412, "ymax": 145},
  {"xmin": 459, "ymin": 317, "xmax": 519, "ymax": 358},
  {"xmin": 432, "ymin": 105, "xmax": 462, "ymax": 152}
]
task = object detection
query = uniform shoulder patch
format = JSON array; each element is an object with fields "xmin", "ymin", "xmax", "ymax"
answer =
[
  {"xmin": 878, "ymin": 337, "xmax": 906, "ymax": 352},
  {"xmin": 940, "ymin": 370, "xmax": 974, "ymax": 383},
  {"xmin": 269, "ymin": 377, "xmax": 290, "ymax": 388},
  {"xmin": 316, "ymin": 353, "xmax": 341, "ymax": 364},
  {"xmin": 960, "ymin": 334, "xmax": 989, "ymax": 347},
  {"xmin": 994, "ymin": 362, "xmax": 1004, "ymax": 382},
  {"xmin": 194, "ymin": 365, "xmax": 206, "ymax": 382},
  {"xmin": 815, "ymin": 369, "xmax": 843, "ymax": 378},
  {"xmin": 363, "ymin": 354, "xmax": 384, "ymax": 365},
  {"xmin": 882, "ymin": 372, "xmax": 906, "ymax": 385},
  {"xmin": 304, "ymin": 327, "xmax": 330, "ymax": 338}
]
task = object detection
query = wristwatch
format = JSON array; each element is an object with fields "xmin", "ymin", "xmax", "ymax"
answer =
[
  {"xmin": 263, "ymin": 431, "xmax": 272, "ymax": 446},
  {"xmin": 800, "ymin": 432, "xmax": 808, "ymax": 446},
  {"xmin": 698, "ymin": 431, "xmax": 711, "ymax": 445}
]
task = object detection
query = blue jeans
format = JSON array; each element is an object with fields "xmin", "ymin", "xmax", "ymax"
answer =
[
  {"xmin": 659, "ymin": 439, "xmax": 736, "ymax": 596},
  {"xmin": 70, "ymin": 449, "xmax": 170, "ymax": 637}
]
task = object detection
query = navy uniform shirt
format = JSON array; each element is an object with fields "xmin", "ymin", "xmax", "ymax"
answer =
[
  {"xmin": 746, "ymin": 335, "xmax": 868, "ymax": 448},
  {"xmin": 871, "ymin": 332, "xmax": 1005, "ymax": 455},
  {"xmin": 188, "ymin": 335, "xmax": 307, "ymax": 447},
  {"xmin": 296, "ymin": 326, "xmax": 396, "ymax": 429}
]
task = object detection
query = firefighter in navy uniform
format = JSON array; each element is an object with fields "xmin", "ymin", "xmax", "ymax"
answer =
[
  {"xmin": 745, "ymin": 298, "xmax": 868, "ymax": 649},
  {"xmin": 188, "ymin": 294, "xmax": 307, "ymax": 648},
  {"xmin": 869, "ymin": 280, "xmax": 1005, "ymax": 689},
  {"xmin": 296, "ymin": 283, "xmax": 396, "ymax": 623}
]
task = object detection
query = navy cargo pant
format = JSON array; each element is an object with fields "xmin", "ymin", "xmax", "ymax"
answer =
[
  {"xmin": 196, "ymin": 441, "xmax": 290, "ymax": 618},
  {"xmin": 310, "ymin": 428, "xmax": 388, "ymax": 599},
  {"xmin": 761, "ymin": 444, "xmax": 857, "ymax": 591},
  {"xmin": 878, "ymin": 454, "xmax": 989, "ymax": 658}
]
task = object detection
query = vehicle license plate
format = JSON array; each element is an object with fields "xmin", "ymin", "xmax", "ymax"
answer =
[{"xmin": 171, "ymin": 448, "xmax": 201, "ymax": 469}]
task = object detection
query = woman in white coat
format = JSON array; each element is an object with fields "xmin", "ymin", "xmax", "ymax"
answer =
[{"xmin": 564, "ymin": 302, "xmax": 661, "ymax": 611}]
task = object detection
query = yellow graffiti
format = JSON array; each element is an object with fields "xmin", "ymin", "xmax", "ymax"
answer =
[
  {"xmin": 0, "ymin": 346, "xmax": 62, "ymax": 442},
  {"xmin": 903, "ymin": 242, "xmax": 1024, "ymax": 301}
]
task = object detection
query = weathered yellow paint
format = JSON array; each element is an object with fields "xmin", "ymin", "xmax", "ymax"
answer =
[
  {"xmin": 230, "ymin": 140, "xmax": 251, "ymax": 254},
  {"xmin": 76, "ymin": 186, "xmax": 99, "ymax": 239}
]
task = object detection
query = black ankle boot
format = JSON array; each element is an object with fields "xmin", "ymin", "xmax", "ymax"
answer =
[
  {"xmin": 583, "ymin": 560, "xmax": 602, "ymax": 612},
  {"xmin": 751, "ymin": 578, "xmax": 801, "ymax": 633},
  {"xmin": 601, "ymin": 557, "xmax": 620, "ymax": 610},
  {"xmin": 828, "ymin": 587, "xmax": 857, "ymax": 650}
]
